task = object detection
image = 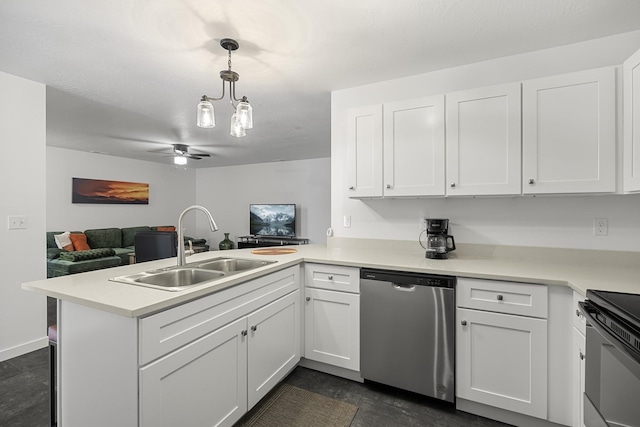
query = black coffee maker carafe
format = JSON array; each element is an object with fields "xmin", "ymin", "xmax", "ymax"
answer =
[{"xmin": 425, "ymin": 219, "xmax": 456, "ymax": 259}]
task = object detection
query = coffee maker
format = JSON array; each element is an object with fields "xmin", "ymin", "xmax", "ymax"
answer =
[{"xmin": 425, "ymin": 219, "xmax": 456, "ymax": 259}]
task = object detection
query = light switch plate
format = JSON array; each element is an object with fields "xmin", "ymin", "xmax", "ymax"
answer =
[{"xmin": 8, "ymin": 215, "xmax": 28, "ymax": 230}]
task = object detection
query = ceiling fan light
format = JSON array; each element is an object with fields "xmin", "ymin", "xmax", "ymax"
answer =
[
  {"xmin": 174, "ymin": 156, "xmax": 188, "ymax": 165},
  {"xmin": 196, "ymin": 98, "xmax": 215, "ymax": 128},
  {"xmin": 230, "ymin": 113, "xmax": 246, "ymax": 137},
  {"xmin": 236, "ymin": 100, "xmax": 253, "ymax": 129}
]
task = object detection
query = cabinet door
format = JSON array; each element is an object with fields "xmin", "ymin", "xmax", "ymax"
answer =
[
  {"xmin": 446, "ymin": 83, "xmax": 522, "ymax": 196},
  {"xmin": 456, "ymin": 308, "xmax": 548, "ymax": 419},
  {"xmin": 247, "ymin": 290, "xmax": 300, "ymax": 409},
  {"xmin": 383, "ymin": 96, "xmax": 445, "ymax": 196},
  {"xmin": 522, "ymin": 67, "xmax": 616, "ymax": 194},
  {"xmin": 572, "ymin": 327, "xmax": 586, "ymax": 427},
  {"xmin": 140, "ymin": 317, "xmax": 248, "ymax": 427},
  {"xmin": 347, "ymin": 104, "xmax": 383, "ymax": 198},
  {"xmin": 624, "ymin": 48, "xmax": 640, "ymax": 192},
  {"xmin": 304, "ymin": 288, "xmax": 360, "ymax": 371}
]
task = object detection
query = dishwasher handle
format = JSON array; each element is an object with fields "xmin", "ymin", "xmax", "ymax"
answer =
[{"xmin": 393, "ymin": 283, "xmax": 416, "ymax": 292}]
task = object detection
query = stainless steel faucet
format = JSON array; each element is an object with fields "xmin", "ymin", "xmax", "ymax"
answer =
[{"xmin": 177, "ymin": 205, "xmax": 219, "ymax": 267}]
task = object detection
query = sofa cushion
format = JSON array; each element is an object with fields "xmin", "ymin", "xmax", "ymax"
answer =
[
  {"xmin": 59, "ymin": 248, "xmax": 116, "ymax": 262},
  {"xmin": 112, "ymin": 247, "xmax": 134, "ymax": 265},
  {"xmin": 47, "ymin": 256, "xmax": 121, "ymax": 278},
  {"xmin": 70, "ymin": 233, "xmax": 91, "ymax": 251},
  {"xmin": 54, "ymin": 232, "xmax": 74, "ymax": 251},
  {"xmin": 47, "ymin": 248, "xmax": 62, "ymax": 260},
  {"xmin": 85, "ymin": 228, "xmax": 122, "ymax": 249},
  {"xmin": 122, "ymin": 226, "xmax": 151, "ymax": 248}
]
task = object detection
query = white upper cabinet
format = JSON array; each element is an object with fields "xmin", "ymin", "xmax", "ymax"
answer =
[
  {"xmin": 624, "ymin": 48, "xmax": 640, "ymax": 192},
  {"xmin": 522, "ymin": 67, "xmax": 616, "ymax": 194},
  {"xmin": 446, "ymin": 83, "xmax": 522, "ymax": 196},
  {"xmin": 346, "ymin": 104, "xmax": 383, "ymax": 198},
  {"xmin": 383, "ymin": 96, "xmax": 445, "ymax": 197}
]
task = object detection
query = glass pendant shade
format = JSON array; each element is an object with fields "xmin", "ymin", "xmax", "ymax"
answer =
[
  {"xmin": 196, "ymin": 99, "xmax": 215, "ymax": 128},
  {"xmin": 230, "ymin": 113, "xmax": 246, "ymax": 137},
  {"xmin": 236, "ymin": 101, "xmax": 253, "ymax": 129},
  {"xmin": 174, "ymin": 156, "xmax": 187, "ymax": 165}
]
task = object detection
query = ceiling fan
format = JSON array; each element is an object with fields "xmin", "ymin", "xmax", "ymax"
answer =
[{"xmin": 168, "ymin": 144, "xmax": 211, "ymax": 165}]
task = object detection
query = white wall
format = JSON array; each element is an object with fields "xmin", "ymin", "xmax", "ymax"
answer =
[
  {"xmin": 331, "ymin": 30, "xmax": 640, "ymax": 252},
  {"xmin": 46, "ymin": 147, "xmax": 197, "ymax": 232},
  {"xmin": 0, "ymin": 71, "xmax": 47, "ymax": 361},
  {"xmin": 195, "ymin": 158, "xmax": 331, "ymax": 248}
]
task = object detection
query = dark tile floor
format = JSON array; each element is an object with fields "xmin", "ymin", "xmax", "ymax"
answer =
[
  {"xmin": 283, "ymin": 367, "xmax": 512, "ymax": 427},
  {"xmin": 3, "ymin": 297, "xmax": 509, "ymax": 427},
  {"xmin": 0, "ymin": 347, "xmax": 50, "ymax": 427}
]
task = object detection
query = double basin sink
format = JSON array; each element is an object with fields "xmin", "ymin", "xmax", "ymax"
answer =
[{"xmin": 109, "ymin": 257, "xmax": 276, "ymax": 291}]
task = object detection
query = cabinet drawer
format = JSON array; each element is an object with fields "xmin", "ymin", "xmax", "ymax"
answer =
[
  {"xmin": 573, "ymin": 291, "xmax": 586, "ymax": 335},
  {"xmin": 139, "ymin": 266, "xmax": 300, "ymax": 365},
  {"xmin": 304, "ymin": 263, "xmax": 359, "ymax": 293},
  {"xmin": 457, "ymin": 278, "xmax": 548, "ymax": 318}
]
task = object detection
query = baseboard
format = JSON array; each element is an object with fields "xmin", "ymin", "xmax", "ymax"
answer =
[
  {"xmin": 0, "ymin": 336, "xmax": 48, "ymax": 362},
  {"xmin": 298, "ymin": 358, "xmax": 364, "ymax": 383},
  {"xmin": 456, "ymin": 398, "xmax": 568, "ymax": 427}
]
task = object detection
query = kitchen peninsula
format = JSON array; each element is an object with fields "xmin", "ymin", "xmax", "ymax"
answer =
[{"xmin": 23, "ymin": 238, "xmax": 640, "ymax": 427}]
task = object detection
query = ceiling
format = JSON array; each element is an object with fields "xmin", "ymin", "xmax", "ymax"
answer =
[{"xmin": 2, "ymin": 0, "xmax": 640, "ymax": 168}]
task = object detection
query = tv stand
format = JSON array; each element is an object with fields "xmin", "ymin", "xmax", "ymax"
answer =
[{"xmin": 237, "ymin": 235, "xmax": 309, "ymax": 249}]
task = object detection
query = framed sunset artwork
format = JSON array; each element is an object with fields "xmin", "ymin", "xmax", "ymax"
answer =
[{"xmin": 72, "ymin": 178, "xmax": 149, "ymax": 204}]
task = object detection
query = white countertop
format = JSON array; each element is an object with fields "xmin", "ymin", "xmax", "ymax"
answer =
[{"xmin": 22, "ymin": 238, "xmax": 640, "ymax": 318}]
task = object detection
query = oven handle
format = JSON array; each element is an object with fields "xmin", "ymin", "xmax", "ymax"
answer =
[{"xmin": 579, "ymin": 301, "xmax": 640, "ymax": 365}]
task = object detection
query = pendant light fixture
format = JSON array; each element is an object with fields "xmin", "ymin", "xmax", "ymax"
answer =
[{"xmin": 196, "ymin": 38, "xmax": 253, "ymax": 137}]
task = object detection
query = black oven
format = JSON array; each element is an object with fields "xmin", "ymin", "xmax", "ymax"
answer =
[{"xmin": 579, "ymin": 290, "xmax": 640, "ymax": 427}]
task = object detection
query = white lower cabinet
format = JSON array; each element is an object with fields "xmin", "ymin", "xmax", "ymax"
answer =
[
  {"xmin": 247, "ymin": 290, "xmax": 301, "ymax": 409},
  {"xmin": 572, "ymin": 326, "xmax": 586, "ymax": 427},
  {"xmin": 140, "ymin": 289, "xmax": 300, "ymax": 427},
  {"xmin": 303, "ymin": 263, "xmax": 360, "ymax": 372},
  {"xmin": 304, "ymin": 288, "xmax": 359, "ymax": 370},
  {"xmin": 138, "ymin": 266, "xmax": 301, "ymax": 427},
  {"xmin": 456, "ymin": 278, "xmax": 549, "ymax": 420},
  {"xmin": 572, "ymin": 291, "xmax": 587, "ymax": 427},
  {"xmin": 140, "ymin": 317, "xmax": 248, "ymax": 427}
]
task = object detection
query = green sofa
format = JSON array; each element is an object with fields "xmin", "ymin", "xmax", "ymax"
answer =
[{"xmin": 46, "ymin": 226, "xmax": 209, "ymax": 278}]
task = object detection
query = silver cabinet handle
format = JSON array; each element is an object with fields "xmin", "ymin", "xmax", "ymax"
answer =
[
  {"xmin": 450, "ymin": 183, "xmax": 456, "ymax": 188},
  {"xmin": 576, "ymin": 309, "xmax": 582, "ymax": 318},
  {"xmin": 328, "ymin": 275, "xmax": 334, "ymax": 280},
  {"xmin": 529, "ymin": 179, "xmax": 535, "ymax": 185},
  {"xmin": 305, "ymin": 296, "xmax": 310, "ymax": 302},
  {"xmin": 461, "ymin": 320, "xmax": 467, "ymax": 326},
  {"xmin": 348, "ymin": 186, "xmax": 354, "ymax": 190},
  {"xmin": 386, "ymin": 184, "xmax": 391, "ymax": 189},
  {"xmin": 241, "ymin": 330, "xmax": 247, "ymax": 337},
  {"xmin": 497, "ymin": 294, "xmax": 504, "ymax": 301},
  {"xmin": 250, "ymin": 325, "xmax": 257, "ymax": 332},
  {"xmin": 580, "ymin": 352, "xmax": 585, "ymax": 361}
]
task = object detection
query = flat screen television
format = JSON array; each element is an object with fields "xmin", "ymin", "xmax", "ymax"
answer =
[{"xmin": 250, "ymin": 204, "xmax": 296, "ymax": 237}]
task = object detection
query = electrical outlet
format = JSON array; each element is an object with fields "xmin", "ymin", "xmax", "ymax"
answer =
[
  {"xmin": 343, "ymin": 215, "xmax": 351, "ymax": 228},
  {"xmin": 594, "ymin": 218, "xmax": 608, "ymax": 236}
]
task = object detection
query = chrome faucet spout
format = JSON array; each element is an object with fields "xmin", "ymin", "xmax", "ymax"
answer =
[{"xmin": 177, "ymin": 205, "xmax": 219, "ymax": 267}]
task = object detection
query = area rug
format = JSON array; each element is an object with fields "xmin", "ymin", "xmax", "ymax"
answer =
[{"xmin": 237, "ymin": 383, "xmax": 358, "ymax": 427}]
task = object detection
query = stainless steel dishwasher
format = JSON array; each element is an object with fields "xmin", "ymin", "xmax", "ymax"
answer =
[{"xmin": 360, "ymin": 268, "xmax": 456, "ymax": 402}]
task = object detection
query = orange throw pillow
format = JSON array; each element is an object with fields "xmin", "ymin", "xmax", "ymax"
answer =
[
  {"xmin": 156, "ymin": 226, "xmax": 176, "ymax": 232},
  {"xmin": 70, "ymin": 233, "xmax": 91, "ymax": 251}
]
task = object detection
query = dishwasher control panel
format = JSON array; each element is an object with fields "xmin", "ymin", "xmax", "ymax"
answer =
[{"xmin": 360, "ymin": 268, "xmax": 456, "ymax": 288}]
